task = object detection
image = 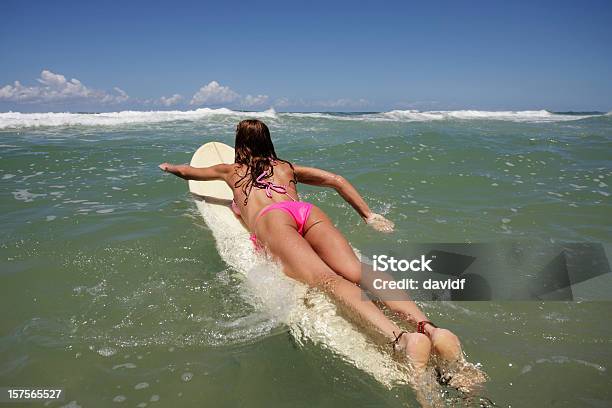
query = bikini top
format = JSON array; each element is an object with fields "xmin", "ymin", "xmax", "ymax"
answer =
[{"xmin": 231, "ymin": 165, "xmax": 296, "ymax": 216}]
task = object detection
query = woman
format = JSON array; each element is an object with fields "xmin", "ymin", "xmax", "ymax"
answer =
[{"xmin": 159, "ymin": 119, "xmax": 462, "ymax": 370}]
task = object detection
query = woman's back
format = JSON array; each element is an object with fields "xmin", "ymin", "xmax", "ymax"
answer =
[{"xmin": 229, "ymin": 160, "xmax": 299, "ymax": 228}]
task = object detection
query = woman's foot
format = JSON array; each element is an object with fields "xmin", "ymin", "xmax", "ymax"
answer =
[
  {"xmin": 414, "ymin": 325, "xmax": 487, "ymax": 393},
  {"xmin": 426, "ymin": 327, "xmax": 462, "ymax": 362},
  {"xmin": 395, "ymin": 332, "xmax": 432, "ymax": 370}
]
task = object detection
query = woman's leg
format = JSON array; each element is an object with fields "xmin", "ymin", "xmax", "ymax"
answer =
[
  {"xmin": 255, "ymin": 210, "xmax": 431, "ymax": 368},
  {"xmin": 302, "ymin": 207, "xmax": 462, "ymax": 361}
]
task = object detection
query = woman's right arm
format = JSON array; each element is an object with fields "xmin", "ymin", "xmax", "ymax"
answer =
[
  {"xmin": 294, "ymin": 165, "xmax": 394, "ymax": 233},
  {"xmin": 159, "ymin": 162, "xmax": 232, "ymax": 181}
]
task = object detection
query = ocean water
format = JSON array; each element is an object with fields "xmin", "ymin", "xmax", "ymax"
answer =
[{"xmin": 1, "ymin": 109, "xmax": 611, "ymax": 407}]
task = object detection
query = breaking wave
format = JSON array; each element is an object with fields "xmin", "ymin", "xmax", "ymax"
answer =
[
  {"xmin": 284, "ymin": 109, "xmax": 601, "ymax": 123},
  {"xmin": 378, "ymin": 109, "xmax": 597, "ymax": 122},
  {"xmin": 0, "ymin": 108, "xmax": 603, "ymax": 129},
  {"xmin": 0, "ymin": 108, "xmax": 278, "ymax": 129}
]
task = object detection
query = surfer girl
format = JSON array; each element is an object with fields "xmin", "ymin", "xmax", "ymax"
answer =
[{"xmin": 159, "ymin": 119, "xmax": 463, "ymax": 371}]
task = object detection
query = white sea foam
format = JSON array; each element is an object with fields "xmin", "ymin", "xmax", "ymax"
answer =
[
  {"xmin": 12, "ymin": 189, "xmax": 47, "ymax": 202},
  {"xmin": 0, "ymin": 108, "xmax": 600, "ymax": 129},
  {"xmin": 283, "ymin": 109, "xmax": 597, "ymax": 123},
  {"xmin": 378, "ymin": 109, "xmax": 595, "ymax": 123},
  {"xmin": 0, "ymin": 108, "xmax": 278, "ymax": 129}
]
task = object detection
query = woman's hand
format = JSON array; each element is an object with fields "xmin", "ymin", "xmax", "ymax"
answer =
[
  {"xmin": 159, "ymin": 162, "xmax": 175, "ymax": 173},
  {"xmin": 365, "ymin": 213, "xmax": 395, "ymax": 233}
]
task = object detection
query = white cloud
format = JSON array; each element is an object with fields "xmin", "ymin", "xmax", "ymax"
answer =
[
  {"xmin": 190, "ymin": 81, "xmax": 270, "ymax": 108},
  {"xmin": 103, "ymin": 87, "xmax": 129, "ymax": 104},
  {"xmin": 273, "ymin": 97, "xmax": 291, "ymax": 108},
  {"xmin": 0, "ymin": 71, "xmax": 368, "ymax": 112},
  {"xmin": 241, "ymin": 94, "xmax": 269, "ymax": 107},
  {"xmin": 37, "ymin": 70, "xmax": 69, "ymax": 87},
  {"xmin": 190, "ymin": 81, "xmax": 239, "ymax": 105},
  {"xmin": 158, "ymin": 94, "xmax": 183, "ymax": 107},
  {"xmin": 0, "ymin": 70, "xmax": 129, "ymax": 104}
]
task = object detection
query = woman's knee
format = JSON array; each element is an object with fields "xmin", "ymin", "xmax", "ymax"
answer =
[{"xmin": 328, "ymin": 258, "xmax": 362, "ymax": 285}]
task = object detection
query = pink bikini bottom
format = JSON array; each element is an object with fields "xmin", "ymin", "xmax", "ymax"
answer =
[{"xmin": 249, "ymin": 201, "xmax": 314, "ymax": 249}]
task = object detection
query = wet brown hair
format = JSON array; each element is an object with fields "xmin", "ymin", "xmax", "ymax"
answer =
[{"xmin": 234, "ymin": 119, "xmax": 295, "ymax": 204}]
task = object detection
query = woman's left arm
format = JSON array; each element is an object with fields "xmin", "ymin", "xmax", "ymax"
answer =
[
  {"xmin": 159, "ymin": 162, "xmax": 232, "ymax": 181},
  {"xmin": 294, "ymin": 165, "xmax": 395, "ymax": 233}
]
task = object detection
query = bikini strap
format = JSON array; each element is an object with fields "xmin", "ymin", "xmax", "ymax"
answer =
[{"xmin": 255, "ymin": 161, "xmax": 296, "ymax": 201}]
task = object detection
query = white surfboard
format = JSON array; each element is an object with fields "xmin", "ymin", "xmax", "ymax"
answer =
[{"xmin": 189, "ymin": 142, "xmax": 408, "ymax": 387}]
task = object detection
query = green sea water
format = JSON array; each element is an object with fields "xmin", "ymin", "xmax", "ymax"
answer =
[{"xmin": 1, "ymin": 110, "xmax": 611, "ymax": 407}]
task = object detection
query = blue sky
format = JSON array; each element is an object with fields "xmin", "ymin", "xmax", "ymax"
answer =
[{"xmin": 1, "ymin": 0, "xmax": 611, "ymax": 112}]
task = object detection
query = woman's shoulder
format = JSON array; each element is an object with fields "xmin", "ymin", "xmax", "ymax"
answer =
[
  {"xmin": 270, "ymin": 161, "xmax": 295, "ymax": 186},
  {"xmin": 275, "ymin": 160, "xmax": 296, "ymax": 174},
  {"xmin": 230, "ymin": 163, "xmax": 247, "ymax": 173}
]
